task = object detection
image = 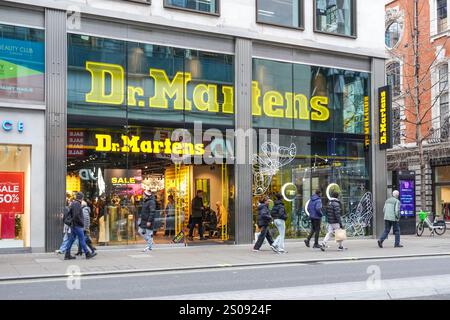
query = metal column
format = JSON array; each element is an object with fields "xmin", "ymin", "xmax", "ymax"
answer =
[
  {"xmin": 371, "ymin": 58, "xmax": 387, "ymax": 238},
  {"xmin": 234, "ymin": 38, "xmax": 253, "ymax": 244},
  {"xmin": 45, "ymin": 8, "xmax": 67, "ymax": 251}
]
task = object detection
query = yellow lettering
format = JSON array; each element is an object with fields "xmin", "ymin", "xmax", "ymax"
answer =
[
  {"xmin": 121, "ymin": 136, "xmax": 141, "ymax": 153},
  {"xmin": 86, "ymin": 61, "xmax": 124, "ymax": 105},
  {"xmin": 149, "ymin": 69, "xmax": 192, "ymax": 110},
  {"xmin": 193, "ymin": 84, "xmax": 219, "ymax": 112},
  {"xmin": 222, "ymin": 86, "xmax": 234, "ymax": 114},
  {"xmin": 172, "ymin": 142, "xmax": 182, "ymax": 154},
  {"xmin": 195, "ymin": 143, "xmax": 205, "ymax": 155},
  {"xmin": 127, "ymin": 86, "xmax": 145, "ymax": 107},
  {"xmin": 140, "ymin": 141, "xmax": 152, "ymax": 153},
  {"xmin": 285, "ymin": 93, "xmax": 309, "ymax": 120},
  {"xmin": 252, "ymin": 81, "xmax": 262, "ymax": 116},
  {"xmin": 153, "ymin": 141, "xmax": 164, "ymax": 153},
  {"xmin": 95, "ymin": 134, "xmax": 112, "ymax": 152},
  {"xmin": 164, "ymin": 139, "xmax": 172, "ymax": 154},
  {"xmin": 183, "ymin": 143, "xmax": 194, "ymax": 155},
  {"xmin": 263, "ymin": 91, "xmax": 284, "ymax": 118},
  {"xmin": 310, "ymin": 96, "xmax": 330, "ymax": 121}
]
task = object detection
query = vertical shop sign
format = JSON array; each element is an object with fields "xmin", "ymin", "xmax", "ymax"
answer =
[
  {"xmin": 364, "ymin": 96, "xmax": 370, "ymax": 150},
  {"xmin": 378, "ymin": 86, "xmax": 392, "ymax": 150},
  {"xmin": 0, "ymin": 172, "xmax": 24, "ymax": 214}
]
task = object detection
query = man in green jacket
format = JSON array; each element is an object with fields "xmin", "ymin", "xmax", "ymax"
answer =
[{"xmin": 378, "ymin": 190, "xmax": 403, "ymax": 248}]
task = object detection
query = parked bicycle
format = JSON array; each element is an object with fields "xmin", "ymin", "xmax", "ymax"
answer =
[{"xmin": 416, "ymin": 211, "xmax": 447, "ymax": 236}]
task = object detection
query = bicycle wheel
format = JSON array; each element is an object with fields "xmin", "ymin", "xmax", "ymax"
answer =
[
  {"xmin": 434, "ymin": 221, "xmax": 447, "ymax": 236},
  {"xmin": 416, "ymin": 222, "xmax": 425, "ymax": 237}
]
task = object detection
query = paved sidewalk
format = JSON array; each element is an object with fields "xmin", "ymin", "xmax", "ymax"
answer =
[{"xmin": 0, "ymin": 235, "xmax": 449, "ymax": 281}]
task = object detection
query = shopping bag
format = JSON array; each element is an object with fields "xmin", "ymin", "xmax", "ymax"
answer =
[{"xmin": 335, "ymin": 228, "xmax": 347, "ymax": 241}]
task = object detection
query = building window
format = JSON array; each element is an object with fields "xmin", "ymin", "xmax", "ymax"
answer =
[
  {"xmin": 385, "ymin": 21, "xmax": 401, "ymax": 48},
  {"xmin": 256, "ymin": 0, "xmax": 303, "ymax": 29},
  {"xmin": 438, "ymin": 64, "xmax": 449, "ymax": 139},
  {"xmin": 164, "ymin": 0, "xmax": 219, "ymax": 15},
  {"xmin": 386, "ymin": 62, "xmax": 401, "ymax": 97},
  {"xmin": 437, "ymin": 0, "xmax": 448, "ymax": 33},
  {"xmin": 315, "ymin": 0, "xmax": 356, "ymax": 37}
]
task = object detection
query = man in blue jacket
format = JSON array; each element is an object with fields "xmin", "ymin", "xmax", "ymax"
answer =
[{"xmin": 304, "ymin": 190, "xmax": 323, "ymax": 249}]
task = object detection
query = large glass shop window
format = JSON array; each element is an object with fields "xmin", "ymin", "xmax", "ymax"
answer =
[
  {"xmin": 252, "ymin": 58, "xmax": 372, "ymax": 239},
  {"xmin": 0, "ymin": 145, "xmax": 30, "ymax": 248},
  {"xmin": 0, "ymin": 24, "xmax": 45, "ymax": 102},
  {"xmin": 67, "ymin": 34, "xmax": 235, "ymax": 246}
]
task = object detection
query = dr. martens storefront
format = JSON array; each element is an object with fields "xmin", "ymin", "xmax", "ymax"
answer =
[{"xmin": 64, "ymin": 32, "xmax": 375, "ymax": 249}]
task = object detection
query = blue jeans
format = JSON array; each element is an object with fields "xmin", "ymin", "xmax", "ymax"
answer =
[
  {"xmin": 66, "ymin": 227, "xmax": 89, "ymax": 254},
  {"xmin": 59, "ymin": 232, "xmax": 79, "ymax": 253},
  {"xmin": 379, "ymin": 220, "xmax": 400, "ymax": 246},
  {"xmin": 273, "ymin": 219, "xmax": 286, "ymax": 250},
  {"xmin": 139, "ymin": 227, "xmax": 153, "ymax": 249}
]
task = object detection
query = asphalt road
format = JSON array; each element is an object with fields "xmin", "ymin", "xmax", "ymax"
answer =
[{"xmin": 1, "ymin": 256, "xmax": 450, "ymax": 300}]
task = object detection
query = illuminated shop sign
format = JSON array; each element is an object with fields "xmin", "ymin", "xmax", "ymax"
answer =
[
  {"xmin": 1, "ymin": 120, "xmax": 24, "ymax": 133},
  {"xmin": 378, "ymin": 86, "xmax": 392, "ymax": 150},
  {"xmin": 84, "ymin": 62, "xmax": 330, "ymax": 122},
  {"xmin": 364, "ymin": 96, "xmax": 370, "ymax": 149},
  {"xmin": 95, "ymin": 134, "xmax": 205, "ymax": 156}
]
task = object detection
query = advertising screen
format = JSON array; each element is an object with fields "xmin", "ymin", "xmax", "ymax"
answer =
[{"xmin": 399, "ymin": 179, "xmax": 415, "ymax": 217}]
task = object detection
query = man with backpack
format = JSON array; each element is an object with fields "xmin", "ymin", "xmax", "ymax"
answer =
[
  {"xmin": 63, "ymin": 192, "xmax": 97, "ymax": 260},
  {"xmin": 139, "ymin": 190, "xmax": 156, "ymax": 252},
  {"xmin": 75, "ymin": 200, "xmax": 96, "ymax": 255},
  {"xmin": 305, "ymin": 190, "xmax": 323, "ymax": 249}
]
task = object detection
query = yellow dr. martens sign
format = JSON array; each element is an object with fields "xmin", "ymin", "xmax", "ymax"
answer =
[{"xmin": 84, "ymin": 61, "xmax": 330, "ymax": 122}]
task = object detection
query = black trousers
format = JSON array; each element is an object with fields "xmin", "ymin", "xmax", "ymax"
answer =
[
  {"xmin": 307, "ymin": 219, "xmax": 321, "ymax": 245},
  {"xmin": 254, "ymin": 225, "xmax": 274, "ymax": 250},
  {"xmin": 188, "ymin": 217, "xmax": 204, "ymax": 238}
]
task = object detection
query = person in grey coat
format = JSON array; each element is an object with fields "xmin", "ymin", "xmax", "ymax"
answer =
[{"xmin": 378, "ymin": 190, "xmax": 403, "ymax": 248}]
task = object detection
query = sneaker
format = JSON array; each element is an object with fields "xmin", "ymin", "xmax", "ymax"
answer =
[
  {"xmin": 337, "ymin": 246, "xmax": 348, "ymax": 251},
  {"xmin": 252, "ymin": 248, "xmax": 260, "ymax": 252},
  {"xmin": 64, "ymin": 255, "xmax": 76, "ymax": 260},
  {"xmin": 320, "ymin": 244, "xmax": 326, "ymax": 252},
  {"xmin": 55, "ymin": 250, "xmax": 63, "ymax": 254},
  {"xmin": 304, "ymin": 239, "xmax": 310, "ymax": 248},
  {"xmin": 86, "ymin": 251, "xmax": 97, "ymax": 259},
  {"xmin": 377, "ymin": 240, "xmax": 383, "ymax": 248},
  {"xmin": 270, "ymin": 244, "xmax": 280, "ymax": 253},
  {"xmin": 278, "ymin": 248, "xmax": 287, "ymax": 254},
  {"xmin": 312, "ymin": 244, "xmax": 321, "ymax": 249},
  {"xmin": 394, "ymin": 244, "xmax": 404, "ymax": 248},
  {"xmin": 143, "ymin": 247, "xmax": 152, "ymax": 252}
]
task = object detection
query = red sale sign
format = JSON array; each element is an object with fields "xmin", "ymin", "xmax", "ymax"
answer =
[{"xmin": 0, "ymin": 172, "xmax": 24, "ymax": 214}]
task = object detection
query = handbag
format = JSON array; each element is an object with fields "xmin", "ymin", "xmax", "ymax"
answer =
[{"xmin": 335, "ymin": 228, "xmax": 347, "ymax": 241}]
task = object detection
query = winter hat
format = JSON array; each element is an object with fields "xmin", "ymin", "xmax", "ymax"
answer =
[{"xmin": 76, "ymin": 192, "xmax": 84, "ymax": 200}]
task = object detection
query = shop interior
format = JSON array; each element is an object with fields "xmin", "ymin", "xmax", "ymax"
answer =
[
  {"xmin": 66, "ymin": 125, "xmax": 234, "ymax": 246},
  {"xmin": 0, "ymin": 144, "xmax": 30, "ymax": 248}
]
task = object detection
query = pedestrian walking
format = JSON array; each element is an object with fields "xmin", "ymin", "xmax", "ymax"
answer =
[
  {"xmin": 253, "ymin": 196, "xmax": 279, "ymax": 253},
  {"xmin": 64, "ymin": 192, "xmax": 97, "ymax": 260},
  {"xmin": 75, "ymin": 200, "xmax": 96, "ymax": 255},
  {"xmin": 320, "ymin": 191, "xmax": 347, "ymax": 252},
  {"xmin": 305, "ymin": 189, "xmax": 323, "ymax": 249},
  {"xmin": 378, "ymin": 190, "xmax": 403, "ymax": 248},
  {"xmin": 188, "ymin": 190, "xmax": 205, "ymax": 241},
  {"xmin": 139, "ymin": 190, "xmax": 156, "ymax": 252},
  {"xmin": 271, "ymin": 194, "xmax": 287, "ymax": 253}
]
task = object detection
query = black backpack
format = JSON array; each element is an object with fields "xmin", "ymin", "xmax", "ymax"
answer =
[{"xmin": 63, "ymin": 206, "xmax": 73, "ymax": 226}]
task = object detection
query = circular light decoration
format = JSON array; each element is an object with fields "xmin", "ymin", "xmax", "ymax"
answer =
[
  {"xmin": 281, "ymin": 183, "xmax": 297, "ymax": 202},
  {"xmin": 304, "ymin": 199, "xmax": 311, "ymax": 217},
  {"xmin": 326, "ymin": 183, "xmax": 341, "ymax": 200}
]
